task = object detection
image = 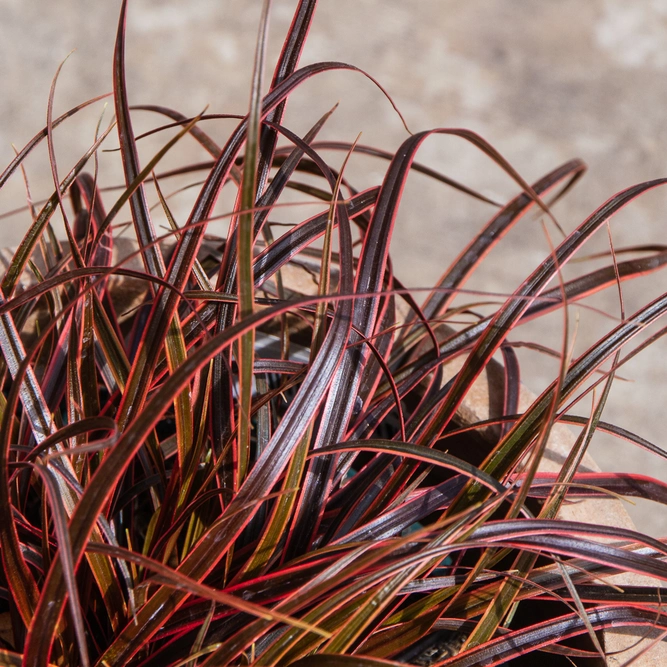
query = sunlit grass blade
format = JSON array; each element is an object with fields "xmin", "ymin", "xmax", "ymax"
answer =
[
  {"xmin": 236, "ymin": 0, "xmax": 272, "ymax": 488},
  {"xmin": 523, "ymin": 246, "xmax": 667, "ymax": 320}
]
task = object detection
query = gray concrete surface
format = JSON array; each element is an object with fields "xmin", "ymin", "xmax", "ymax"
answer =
[{"xmin": 2, "ymin": 1, "xmax": 667, "ymax": 534}]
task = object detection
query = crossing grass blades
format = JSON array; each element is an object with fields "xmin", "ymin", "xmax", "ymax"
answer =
[{"xmin": 3, "ymin": 1, "xmax": 667, "ymax": 665}]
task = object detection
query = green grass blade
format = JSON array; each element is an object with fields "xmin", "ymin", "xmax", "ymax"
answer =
[{"xmin": 237, "ymin": 0, "xmax": 272, "ymax": 487}]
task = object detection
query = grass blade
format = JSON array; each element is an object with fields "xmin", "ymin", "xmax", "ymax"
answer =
[{"xmin": 236, "ymin": 0, "xmax": 272, "ymax": 487}]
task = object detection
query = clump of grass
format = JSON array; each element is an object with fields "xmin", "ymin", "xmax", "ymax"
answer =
[{"xmin": 2, "ymin": 1, "xmax": 667, "ymax": 666}]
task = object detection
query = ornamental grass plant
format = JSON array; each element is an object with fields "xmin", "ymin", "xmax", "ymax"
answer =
[{"xmin": 3, "ymin": 1, "xmax": 667, "ymax": 666}]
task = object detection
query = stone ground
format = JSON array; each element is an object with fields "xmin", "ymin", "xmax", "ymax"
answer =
[{"xmin": 2, "ymin": 0, "xmax": 667, "ymax": 534}]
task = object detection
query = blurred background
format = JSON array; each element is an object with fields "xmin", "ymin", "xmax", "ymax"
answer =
[{"xmin": 2, "ymin": 0, "xmax": 667, "ymax": 533}]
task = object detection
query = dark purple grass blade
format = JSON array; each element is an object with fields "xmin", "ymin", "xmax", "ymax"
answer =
[
  {"xmin": 352, "ymin": 275, "xmax": 400, "ymax": 412},
  {"xmin": 562, "ymin": 415, "xmax": 667, "ymax": 459},
  {"xmin": 0, "ymin": 412, "xmax": 40, "ymax": 630},
  {"xmin": 358, "ymin": 330, "xmax": 407, "ymax": 442},
  {"xmin": 113, "ymin": 0, "xmax": 166, "ymax": 280},
  {"xmin": 72, "ymin": 173, "xmax": 113, "ymax": 268},
  {"xmin": 18, "ymin": 417, "xmax": 117, "ymax": 464},
  {"xmin": 83, "ymin": 543, "xmax": 329, "ymax": 636},
  {"xmin": 290, "ymin": 656, "xmax": 403, "ymax": 667},
  {"xmin": 0, "ymin": 293, "xmax": 57, "ymax": 443},
  {"xmin": 499, "ymin": 345, "xmax": 520, "ymax": 439},
  {"xmin": 548, "ymin": 584, "xmax": 667, "ymax": 605},
  {"xmin": 45, "ymin": 53, "xmax": 86, "ymax": 273},
  {"xmin": 310, "ymin": 440, "xmax": 507, "ymax": 498},
  {"xmin": 31, "ymin": 465, "xmax": 90, "ymax": 667},
  {"xmin": 524, "ymin": 471, "xmax": 667, "ymax": 505},
  {"xmin": 313, "ymin": 141, "xmax": 504, "ymax": 206},
  {"xmin": 253, "ymin": 187, "xmax": 379, "ymax": 287},
  {"xmin": 419, "ymin": 178, "xmax": 667, "ymax": 453},
  {"xmin": 334, "ymin": 476, "xmax": 468, "ymax": 544},
  {"xmin": 24, "ymin": 269, "xmax": 357, "ymax": 663},
  {"xmin": 131, "ymin": 105, "xmax": 225, "ymax": 158},
  {"xmin": 476, "ymin": 285, "xmax": 667, "ymax": 497},
  {"xmin": 80, "ymin": 303, "xmax": 102, "ymax": 428},
  {"xmin": 524, "ymin": 246, "xmax": 667, "ymax": 320},
  {"xmin": 468, "ymin": 519, "xmax": 667, "ymax": 568},
  {"xmin": 435, "ymin": 606, "xmax": 667, "ymax": 667},
  {"xmin": 440, "ymin": 413, "xmax": 667, "ymax": 461},
  {"xmin": 0, "ymin": 265, "xmax": 202, "ymax": 320},
  {"xmin": 254, "ymin": 106, "xmax": 338, "ymax": 237},
  {"xmin": 256, "ymin": 0, "xmax": 318, "ymax": 195},
  {"xmin": 399, "ymin": 243, "xmax": 667, "ymax": 384},
  {"xmin": 317, "ymin": 519, "xmax": 667, "ymax": 598},
  {"xmin": 419, "ymin": 158, "xmax": 585, "ymax": 324}
]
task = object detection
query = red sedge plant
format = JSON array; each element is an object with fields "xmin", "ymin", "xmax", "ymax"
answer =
[{"xmin": 2, "ymin": 1, "xmax": 667, "ymax": 666}]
